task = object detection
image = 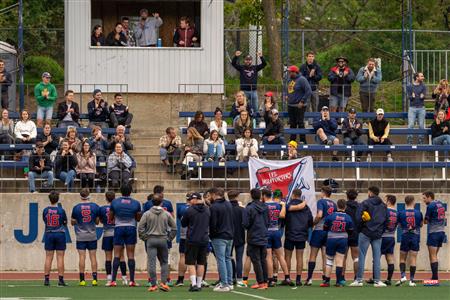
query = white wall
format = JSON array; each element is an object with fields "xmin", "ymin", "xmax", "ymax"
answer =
[{"xmin": 65, "ymin": 0, "xmax": 224, "ymax": 94}]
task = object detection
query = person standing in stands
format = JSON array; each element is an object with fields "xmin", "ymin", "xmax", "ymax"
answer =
[
  {"xmin": 174, "ymin": 17, "xmax": 199, "ymax": 47},
  {"xmin": 35, "ymin": 72, "xmax": 57, "ymax": 127},
  {"xmin": 367, "ymin": 108, "xmax": 393, "ymax": 162},
  {"xmin": 300, "ymin": 51, "xmax": 322, "ymax": 113},
  {"xmin": 356, "ymin": 58, "xmax": 382, "ymax": 113},
  {"xmin": 328, "ymin": 56, "xmax": 355, "ymax": 113},
  {"xmin": 287, "ymin": 65, "xmax": 312, "ymax": 144},
  {"xmin": 88, "ymin": 89, "xmax": 109, "ymax": 129},
  {"xmin": 135, "ymin": 9, "xmax": 163, "ymax": 47},
  {"xmin": 231, "ymin": 51, "xmax": 267, "ymax": 115},
  {"xmin": 407, "ymin": 72, "xmax": 427, "ymax": 145},
  {"xmin": 57, "ymin": 90, "xmax": 80, "ymax": 128},
  {"xmin": 0, "ymin": 59, "xmax": 12, "ymax": 110},
  {"xmin": 109, "ymin": 93, "xmax": 133, "ymax": 128},
  {"xmin": 91, "ymin": 25, "xmax": 105, "ymax": 46}
]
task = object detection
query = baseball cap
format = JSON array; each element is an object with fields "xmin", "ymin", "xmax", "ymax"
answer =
[
  {"xmin": 188, "ymin": 192, "xmax": 202, "ymax": 201},
  {"xmin": 264, "ymin": 91, "xmax": 273, "ymax": 97},
  {"xmin": 321, "ymin": 106, "xmax": 329, "ymax": 111},
  {"xmin": 348, "ymin": 108, "xmax": 356, "ymax": 113},
  {"xmin": 271, "ymin": 108, "xmax": 279, "ymax": 115},
  {"xmin": 288, "ymin": 140, "xmax": 298, "ymax": 148},
  {"xmin": 287, "ymin": 65, "xmax": 299, "ymax": 73},
  {"xmin": 376, "ymin": 108, "xmax": 384, "ymax": 115},
  {"xmin": 42, "ymin": 72, "xmax": 51, "ymax": 78}
]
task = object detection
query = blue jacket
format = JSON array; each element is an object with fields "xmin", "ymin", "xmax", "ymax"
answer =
[
  {"xmin": 181, "ymin": 204, "xmax": 211, "ymax": 246},
  {"xmin": 300, "ymin": 61, "xmax": 322, "ymax": 91},
  {"xmin": 313, "ymin": 117, "xmax": 338, "ymax": 136},
  {"xmin": 209, "ymin": 198, "xmax": 234, "ymax": 240},
  {"xmin": 243, "ymin": 200, "xmax": 269, "ymax": 246},
  {"xmin": 356, "ymin": 66, "xmax": 382, "ymax": 93},
  {"xmin": 285, "ymin": 199, "xmax": 313, "ymax": 242},
  {"xmin": 356, "ymin": 196, "xmax": 388, "ymax": 240},
  {"xmin": 287, "ymin": 75, "xmax": 312, "ymax": 105},
  {"xmin": 231, "ymin": 56, "xmax": 267, "ymax": 91},
  {"xmin": 406, "ymin": 83, "xmax": 427, "ymax": 108}
]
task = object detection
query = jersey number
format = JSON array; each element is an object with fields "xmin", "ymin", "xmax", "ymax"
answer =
[
  {"xmin": 437, "ymin": 207, "xmax": 445, "ymax": 220},
  {"xmin": 331, "ymin": 221, "xmax": 346, "ymax": 232},
  {"xmin": 81, "ymin": 208, "xmax": 92, "ymax": 223},
  {"xmin": 327, "ymin": 207, "xmax": 335, "ymax": 215},
  {"xmin": 46, "ymin": 214, "xmax": 60, "ymax": 227},
  {"xmin": 406, "ymin": 216, "xmax": 415, "ymax": 229},
  {"xmin": 106, "ymin": 208, "xmax": 114, "ymax": 225},
  {"xmin": 269, "ymin": 209, "xmax": 280, "ymax": 222}
]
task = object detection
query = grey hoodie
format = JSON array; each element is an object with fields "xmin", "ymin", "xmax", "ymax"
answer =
[{"xmin": 138, "ymin": 206, "xmax": 176, "ymax": 241}]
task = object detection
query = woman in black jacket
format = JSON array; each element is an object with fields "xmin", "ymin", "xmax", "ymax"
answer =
[
  {"xmin": 106, "ymin": 23, "xmax": 127, "ymax": 47},
  {"xmin": 55, "ymin": 140, "xmax": 78, "ymax": 192},
  {"xmin": 91, "ymin": 24, "xmax": 105, "ymax": 46}
]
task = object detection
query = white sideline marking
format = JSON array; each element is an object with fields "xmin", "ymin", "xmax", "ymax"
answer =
[
  {"xmin": 231, "ymin": 291, "xmax": 276, "ymax": 300},
  {"xmin": 1, "ymin": 298, "xmax": 71, "ymax": 300},
  {"xmin": 6, "ymin": 285, "xmax": 43, "ymax": 288}
]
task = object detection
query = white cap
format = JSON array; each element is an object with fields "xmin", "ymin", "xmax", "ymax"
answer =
[{"xmin": 376, "ymin": 108, "xmax": 384, "ymax": 115}]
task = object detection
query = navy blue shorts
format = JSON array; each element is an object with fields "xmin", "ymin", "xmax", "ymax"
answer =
[
  {"xmin": 179, "ymin": 239, "xmax": 186, "ymax": 254},
  {"xmin": 309, "ymin": 230, "xmax": 328, "ymax": 248},
  {"xmin": 381, "ymin": 237, "xmax": 395, "ymax": 255},
  {"xmin": 102, "ymin": 236, "xmax": 114, "ymax": 251},
  {"xmin": 348, "ymin": 233, "xmax": 359, "ymax": 247},
  {"xmin": 207, "ymin": 241, "xmax": 213, "ymax": 253},
  {"xmin": 114, "ymin": 226, "xmax": 137, "ymax": 246},
  {"xmin": 400, "ymin": 233, "xmax": 420, "ymax": 252},
  {"xmin": 76, "ymin": 240, "xmax": 97, "ymax": 250},
  {"xmin": 326, "ymin": 238, "xmax": 348, "ymax": 256},
  {"xmin": 167, "ymin": 240, "xmax": 173, "ymax": 249},
  {"xmin": 284, "ymin": 239, "xmax": 306, "ymax": 251},
  {"xmin": 44, "ymin": 232, "xmax": 66, "ymax": 251},
  {"xmin": 267, "ymin": 230, "xmax": 283, "ymax": 249},
  {"xmin": 427, "ymin": 232, "xmax": 447, "ymax": 248}
]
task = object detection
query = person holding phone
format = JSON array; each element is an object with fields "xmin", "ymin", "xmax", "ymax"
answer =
[{"xmin": 135, "ymin": 8, "xmax": 163, "ymax": 47}]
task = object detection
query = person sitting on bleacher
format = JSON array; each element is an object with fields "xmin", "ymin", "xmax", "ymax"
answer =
[
  {"xmin": 432, "ymin": 79, "xmax": 449, "ymax": 117},
  {"xmin": 342, "ymin": 108, "xmax": 364, "ymax": 161},
  {"xmin": 57, "ymin": 90, "xmax": 80, "ymax": 128},
  {"xmin": 107, "ymin": 143, "xmax": 132, "ymax": 189},
  {"xmin": 109, "ymin": 125, "xmax": 133, "ymax": 153},
  {"xmin": 262, "ymin": 109, "xmax": 285, "ymax": 145},
  {"xmin": 234, "ymin": 110, "xmax": 252, "ymax": 139},
  {"xmin": 36, "ymin": 123, "xmax": 59, "ymax": 157},
  {"xmin": 159, "ymin": 127, "xmax": 182, "ymax": 173},
  {"xmin": 236, "ymin": 127, "xmax": 259, "ymax": 162},
  {"xmin": 431, "ymin": 110, "xmax": 450, "ymax": 149},
  {"xmin": 367, "ymin": 108, "xmax": 393, "ymax": 162},
  {"xmin": 283, "ymin": 140, "xmax": 298, "ymax": 160},
  {"xmin": 14, "ymin": 109, "xmax": 37, "ymax": 146},
  {"xmin": 203, "ymin": 130, "xmax": 225, "ymax": 162},
  {"xmin": 55, "ymin": 140, "xmax": 78, "ymax": 192},
  {"xmin": 88, "ymin": 89, "xmax": 109, "ymax": 129},
  {"xmin": 313, "ymin": 106, "xmax": 339, "ymax": 161},
  {"xmin": 231, "ymin": 91, "xmax": 254, "ymax": 122},
  {"xmin": 209, "ymin": 107, "xmax": 227, "ymax": 142},
  {"xmin": 59, "ymin": 126, "xmax": 82, "ymax": 153},
  {"xmin": 188, "ymin": 111, "xmax": 209, "ymax": 139},
  {"xmin": 88, "ymin": 126, "xmax": 109, "ymax": 184},
  {"xmin": 28, "ymin": 141, "xmax": 53, "ymax": 193},
  {"xmin": 76, "ymin": 141, "xmax": 96, "ymax": 189},
  {"xmin": 0, "ymin": 109, "xmax": 14, "ymax": 146},
  {"xmin": 179, "ymin": 127, "xmax": 204, "ymax": 178},
  {"xmin": 259, "ymin": 91, "xmax": 277, "ymax": 127},
  {"xmin": 109, "ymin": 93, "xmax": 133, "ymax": 128}
]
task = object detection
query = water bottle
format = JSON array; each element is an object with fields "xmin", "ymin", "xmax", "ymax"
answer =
[{"xmin": 157, "ymin": 38, "xmax": 162, "ymax": 47}]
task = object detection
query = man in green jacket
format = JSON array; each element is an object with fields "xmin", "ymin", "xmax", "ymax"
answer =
[{"xmin": 34, "ymin": 72, "xmax": 57, "ymax": 127}]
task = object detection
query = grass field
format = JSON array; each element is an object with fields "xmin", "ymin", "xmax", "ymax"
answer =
[{"xmin": 1, "ymin": 280, "xmax": 449, "ymax": 300}]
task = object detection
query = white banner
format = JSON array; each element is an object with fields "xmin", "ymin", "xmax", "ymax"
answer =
[{"xmin": 248, "ymin": 156, "xmax": 317, "ymax": 216}]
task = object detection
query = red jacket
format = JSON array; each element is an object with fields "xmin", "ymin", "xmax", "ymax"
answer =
[{"xmin": 174, "ymin": 27, "xmax": 197, "ymax": 47}]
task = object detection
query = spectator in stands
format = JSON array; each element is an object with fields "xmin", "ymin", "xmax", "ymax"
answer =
[
  {"xmin": 106, "ymin": 22, "xmax": 127, "ymax": 47},
  {"xmin": 287, "ymin": 65, "xmax": 312, "ymax": 144},
  {"xmin": 76, "ymin": 141, "xmax": 96, "ymax": 189},
  {"xmin": 28, "ymin": 141, "xmax": 53, "ymax": 193},
  {"xmin": 209, "ymin": 107, "xmax": 227, "ymax": 142},
  {"xmin": 430, "ymin": 110, "xmax": 450, "ymax": 150},
  {"xmin": 234, "ymin": 110, "xmax": 252, "ymax": 139},
  {"xmin": 159, "ymin": 127, "xmax": 182, "ymax": 173},
  {"xmin": 342, "ymin": 108, "xmax": 364, "ymax": 161},
  {"xmin": 55, "ymin": 140, "xmax": 78, "ymax": 192},
  {"xmin": 367, "ymin": 108, "xmax": 393, "ymax": 162},
  {"xmin": 0, "ymin": 59, "xmax": 12, "ymax": 110},
  {"xmin": 91, "ymin": 25, "xmax": 105, "ymax": 46},
  {"xmin": 121, "ymin": 17, "xmax": 134, "ymax": 46},
  {"xmin": 313, "ymin": 106, "xmax": 339, "ymax": 161},
  {"xmin": 88, "ymin": 126, "xmax": 109, "ymax": 182},
  {"xmin": 231, "ymin": 51, "xmax": 267, "ymax": 114},
  {"xmin": 36, "ymin": 124, "xmax": 59, "ymax": 156},
  {"xmin": 179, "ymin": 127, "xmax": 203, "ymax": 177},
  {"xmin": 57, "ymin": 90, "xmax": 80, "ymax": 128},
  {"xmin": 88, "ymin": 89, "xmax": 109, "ymax": 128},
  {"xmin": 356, "ymin": 58, "xmax": 382, "ymax": 113},
  {"xmin": 109, "ymin": 125, "xmax": 133, "ymax": 153},
  {"xmin": 432, "ymin": 79, "xmax": 449, "ymax": 117},
  {"xmin": 283, "ymin": 140, "xmax": 298, "ymax": 160},
  {"xmin": 108, "ymin": 143, "xmax": 132, "ymax": 189},
  {"xmin": 263, "ymin": 109, "xmax": 285, "ymax": 145},
  {"xmin": 173, "ymin": 16, "xmax": 198, "ymax": 47},
  {"xmin": 34, "ymin": 72, "xmax": 57, "ymax": 127},
  {"xmin": 135, "ymin": 9, "xmax": 163, "ymax": 47},
  {"xmin": 406, "ymin": 72, "xmax": 427, "ymax": 145},
  {"xmin": 300, "ymin": 51, "xmax": 322, "ymax": 112},
  {"xmin": 203, "ymin": 130, "xmax": 225, "ymax": 162},
  {"xmin": 109, "ymin": 93, "xmax": 133, "ymax": 128},
  {"xmin": 231, "ymin": 91, "xmax": 254, "ymax": 121},
  {"xmin": 0, "ymin": 109, "xmax": 14, "ymax": 145},
  {"xmin": 328, "ymin": 56, "xmax": 355, "ymax": 113},
  {"xmin": 188, "ymin": 111, "xmax": 209, "ymax": 138},
  {"xmin": 236, "ymin": 128, "xmax": 258, "ymax": 162},
  {"xmin": 59, "ymin": 127, "xmax": 82, "ymax": 153},
  {"xmin": 259, "ymin": 91, "xmax": 277, "ymax": 126},
  {"xmin": 15, "ymin": 109, "xmax": 37, "ymax": 145}
]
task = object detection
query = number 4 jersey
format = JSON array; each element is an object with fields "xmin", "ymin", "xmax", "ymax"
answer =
[
  {"xmin": 315, "ymin": 198, "xmax": 337, "ymax": 230},
  {"xmin": 43, "ymin": 205, "xmax": 68, "ymax": 233},
  {"xmin": 71, "ymin": 202, "xmax": 100, "ymax": 241}
]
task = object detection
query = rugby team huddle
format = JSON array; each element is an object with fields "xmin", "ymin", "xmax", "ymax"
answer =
[{"xmin": 41, "ymin": 184, "xmax": 447, "ymax": 292}]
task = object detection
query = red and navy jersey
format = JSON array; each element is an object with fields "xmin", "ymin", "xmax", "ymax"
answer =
[
  {"xmin": 315, "ymin": 198, "xmax": 337, "ymax": 230},
  {"xmin": 111, "ymin": 196, "xmax": 141, "ymax": 227},
  {"xmin": 43, "ymin": 205, "xmax": 67, "ymax": 233},
  {"xmin": 323, "ymin": 211, "xmax": 354, "ymax": 239},
  {"xmin": 265, "ymin": 201, "xmax": 282, "ymax": 231},
  {"xmin": 99, "ymin": 205, "xmax": 115, "ymax": 237},
  {"xmin": 71, "ymin": 202, "xmax": 100, "ymax": 241},
  {"xmin": 425, "ymin": 200, "xmax": 447, "ymax": 234},
  {"xmin": 398, "ymin": 208, "xmax": 423, "ymax": 235},
  {"xmin": 143, "ymin": 199, "xmax": 174, "ymax": 215},
  {"xmin": 382, "ymin": 208, "xmax": 398, "ymax": 238}
]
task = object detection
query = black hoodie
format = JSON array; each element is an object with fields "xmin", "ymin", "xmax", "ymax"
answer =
[
  {"xmin": 285, "ymin": 199, "xmax": 313, "ymax": 242},
  {"xmin": 181, "ymin": 204, "xmax": 210, "ymax": 246},
  {"xmin": 345, "ymin": 199, "xmax": 360, "ymax": 240},
  {"xmin": 356, "ymin": 196, "xmax": 387, "ymax": 240},
  {"xmin": 243, "ymin": 200, "xmax": 269, "ymax": 246},
  {"xmin": 230, "ymin": 200, "xmax": 246, "ymax": 247},
  {"xmin": 210, "ymin": 198, "xmax": 234, "ymax": 240}
]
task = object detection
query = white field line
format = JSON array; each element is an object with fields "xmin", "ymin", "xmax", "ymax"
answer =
[{"xmin": 231, "ymin": 290, "xmax": 277, "ymax": 300}]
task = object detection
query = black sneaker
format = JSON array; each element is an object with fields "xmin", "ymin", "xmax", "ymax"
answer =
[
  {"xmin": 280, "ymin": 279, "xmax": 292, "ymax": 286},
  {"xmin": 268, "ymin": 281, "xmax": 276, "ymax": 287},
  {"xmin": 384, "ymin": 280, "xmax": 392, "ymax": 286},
  {"xmin": 44, "ymin": 281, "xmax": 50, "ymax": 286},
  {"xmin": 189, "ymin": 285, "xmax": 200, "ymax": 292},
  {"xmin": 58, "ymin": 281, "xmax": 68, "ymax": 287},
  {"xmin": 296, "ymin": 281, "xmax": 303, "ymax": 286},
  {"xmin": 366, "ymin": 278, "xmax": 375, "ymax": 284}
]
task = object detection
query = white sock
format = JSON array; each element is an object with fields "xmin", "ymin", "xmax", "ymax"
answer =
[
  {"xmin": 107, "ymin": 275, "xmax": 112, "ymax": 281},
  {"xmin": 190, "ymin": 275, "xmax": 196, "ymax": 286},
  {"xmin": 196, "ymin": 276, "xmax": 203, "ymax": 288}
]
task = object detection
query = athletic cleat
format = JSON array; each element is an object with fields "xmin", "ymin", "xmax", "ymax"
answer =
[
  {"xmin": 213, "ymin": 285, "xmax": 231, "ymax": 292},
  {"xmin": 44, "ymin": 281, "xmax": 50, "ymax": 286},
  {"xmin": 146, "ymin": 281, "xmax": 153, "ymax": 287},
  {"xmin": 159, "ymin": 283, "xmax": 171, "ymax": 292},
  {"xmin": 280, "ymin": 279, "xmax": 292, "ymax": 286},
  {"xmin": 108, "ymin": 281, "xmax": 117, "ymax": 287},
  {"xmin": 305, "ymin": 279, "xmax": 313, "ymax": 286},
  {"xmin": 105, "ymin": 281, "xmax": 113, "ymax": 287},
  {"xmin": 257, "ymin": 283, "xmax": 268, "ymax": 290},
  {"xmin": 336, "ymin": 280, "xmax": 346, "ymax": 286},
  {"xmin": 148, "ymin": 285, "xmax": 158, "ymax": 292},
  {"xmin": 166, "ymin": 280, "xmax": 174, "ymax": 287},
  {"xmin": 79, "ymin": 280, "xmax": 86, "ymax": 286},
  {"xmin": 189, "ymin": 285, "xmax": 200, "ymax": 292},
  {"xmin": 201, "ymin": 280, "xmax": 210, "ymax": 288},
  {"xmin": 384, "ymin": 280, "xmax": 391, "ymax": 286},
  {"xmin": 335, "ymin": 283, "xmax": 345, "ymax": 287},
  {"xmin": 320, "ymin": 282, "xmax": 330, "ymax": 287},
  {"xmin": 268, "ymin": 281, "xmax": 276, "ymax": 287},
  {"xmin": 229, "ymin": 285, "xmax": 234, "ymax": 290},
  {"xmin": 175, "ymin": 280, "xmax": 184, "ymax": 287},
  {"xmin": 395, "ymin": 277, "xmax": 407, "ymax": 286},
  {"xmin": 128, "ymin": 281, "xmax": 139, "ymax": 287},
  {"xmin": 409, "ymin": 281, "xmax": 416, "ymax": 287},
  {"xmin": 296, "ymin": 281, "xmax": 303, "ymax": 287},
  {"xmin": 57, "ymin": 281, "xmax": 67, "ymax": 287},
  {"xmin": 250, "ymin": 283, "xmax": 260, "ymax": 289},
  {"xmin": 91, "ymin": 279, "xmax": 98, "ymax": 286},
  {"xmin": 374, "ymin": 281, "xmax": 387, "ymax": 288},
  {"xmin": 366, "ymin": 278, "xmax": 375, "ymax": 284},
  {"xmin": 349, "ymin": 280, "xmax": 363, "ymax": 287},
  {"xmin": 236, "ymin": 280, "xmax": 247, "ymax": 288},
  {"xmin": 121, "ymin": 276, "xmax": 128, "ymax": 286}
]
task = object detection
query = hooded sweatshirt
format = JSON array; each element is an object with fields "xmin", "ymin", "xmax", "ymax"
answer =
[
  {"xmin": 285, "ymin": 199, "xmax": 313, "ymax": 242},
  {"xmin": 243, "ymin": 200, "xmax": 269, "ymax": 246},
  {"xmin": 138, "ymin": 206, "xmax": 177, "ymax": 241},
  {"xmin": 181, "ymin": 203, "xmax": 211, "ymax": 246},
  {"xmin": 230, "ymin": 200, "xmax": 246, "ymax": 246},
  {"xmin": 34, "ymin": 82, "xmax": 57, "ymax": 107},
  {"xmin": 345, "ymin": 199, "xmax": 360, "ymax": 240},
  {"xmin": 209, "ymin": 198, "xmax": 234, "ymax": 240},
  {"xmin": 356, "ymin": 196, "xmax": 387, "ymax": 240}
]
